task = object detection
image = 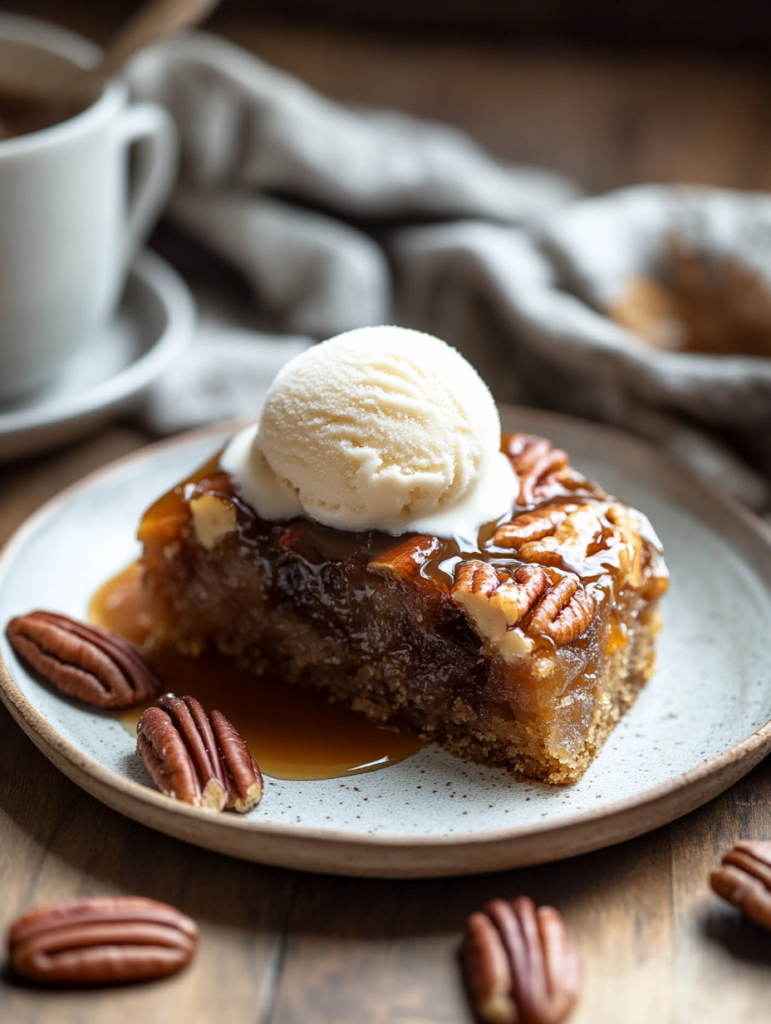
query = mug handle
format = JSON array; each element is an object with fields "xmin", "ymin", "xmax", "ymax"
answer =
[{"xmin": 114, "ymin": 102, "xmax": 178, "ymax": 269}]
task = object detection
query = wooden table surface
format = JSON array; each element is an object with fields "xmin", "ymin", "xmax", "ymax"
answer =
[{"xmin": 3, "ymin": 16, "xmax": 771, "ymax": 1023}]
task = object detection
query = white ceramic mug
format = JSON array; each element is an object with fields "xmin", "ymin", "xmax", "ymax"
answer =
[{"xmin": 0, "ymin": 14, "xmax": 178, "ymax": 401}]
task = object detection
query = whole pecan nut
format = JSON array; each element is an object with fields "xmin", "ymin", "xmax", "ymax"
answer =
[
  {"xmin": 368, "ymin": 535, "xmax": 442, "ymax": 573},
  {"xmin": 137, "ymin": 694, "xmax": 263, "ymax": 813},
  {"xmin": 452, "ymin": 561, "xmax": 550, "ymax": 622},
  {"xmin": 527, "ymin": 577, "xmax": 595, "ymax": 646},
  {"xmin": 451, "ymin": 561, "xmax": 549, "ymax": 663},
  {"xmin": 462, "ymin": 897, "xmax": 581, "ymax": 1024},
  {"xmin": 516, "ymin": 506, "xmax": 604, "ymax": 571},
  {"xmin": 710, "ymin": 841, "xmax": 771, "ymax": 929},
  {"xmin": 210, "ymin": 708, "xmax": 265, "ymax": 813},
  {"xmin": 452, "ymin": 561, "xmax": 593, "ymax": 659},
  {"xmin": 503, "ymin": 435, "xmax": 571, "ymax": 507},
  {"xmin": 492, "ymin": 507, "xmax": 568, "ymax": 549},
  {"xmin": 6, "ymin": 611, "xmax": 161, "ymax": 709},
  {"xmin": 8, "ymin": 895, "xmax": 197, "ymax": 986},
  {"xmin": 367, "ymin": 535, "xmax": 447, "ymax": 599}
]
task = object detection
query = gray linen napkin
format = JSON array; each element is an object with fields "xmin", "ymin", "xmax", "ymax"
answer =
[
  {"xmin": 130, "ymin": 36, "xmax": 770, "ymax": 513},
  {"xmin": 533, "ymin": 186, "xmax": 771, "ymax": 427},
  {"xmin": 128, "ymin": 31, "xmax": 576, "ymax": 425},
  {"xmin": 392, "ymin": 218, "xmax": 771, "ymax": 511},
  {"xmin": 129, "ymin": 30, "xmax": 575, "ymax": 344}
]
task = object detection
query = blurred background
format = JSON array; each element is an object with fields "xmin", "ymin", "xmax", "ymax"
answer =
[
  {"xmin": 4, "ymin": 0, "xmax": 771, "ymax": 196},
  {"xmin": 3, "ymin": 0, "xmax": 771, "ymax": 505}
]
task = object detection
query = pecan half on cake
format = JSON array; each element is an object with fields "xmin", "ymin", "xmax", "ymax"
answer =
[{"xmin": 138, "ymin": 328, "xmax": 668, "ymax": 784}]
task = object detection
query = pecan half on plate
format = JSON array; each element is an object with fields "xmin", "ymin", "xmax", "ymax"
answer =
[
  {"xmin": 137, "ymin": 694, "xmax": 263, "ymax": 813},
  {"xmin": 6, "ymin": 610, "xmax": 161, "ymax": 709},
  {"xmin": 8, "ymin": 895, "xmax": 197, "ymax": 986},
  {"xmin": 462, "ymin": 896, "xmax": 581, "ymax": 1024},
  {"xmin": 710, "ymin": 840, "xmax": 771, "ymax": 929}
]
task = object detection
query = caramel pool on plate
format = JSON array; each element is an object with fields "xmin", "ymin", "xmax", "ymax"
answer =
[{"xmin": 89, "ymin": 564, "xmax": 422, "ymax": 781}]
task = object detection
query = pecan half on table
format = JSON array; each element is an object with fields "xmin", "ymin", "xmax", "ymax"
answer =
[
  {"xmin": 6, "ymin": 610, "xmax": 161, "ymax": 709},
  {"xmin": 462, "ymin": 897, "xmax": 582, "ymax": 1024},
  {"xmin": 710, "ymin": 841, "xmax": 771, "ymax": 929},
  {"xmin": 8, "ymin": 896, "xmax": 197, "ymax": 986},
  {"xmin": 137, "ymin": 694, "xmax": 263, "ymax": 813}
]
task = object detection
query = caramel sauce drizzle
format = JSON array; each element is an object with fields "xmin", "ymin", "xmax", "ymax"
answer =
[
  {"xmin": 89, "ymin": 564, "xmax": 422, "ymax": 782},
  {"xmin": 105, "ymin": 430, "xmax": 666, "ymax": 783},
  {"xmin": 136, "ymin": 435, "xmax": 658, "ymax": 600}
]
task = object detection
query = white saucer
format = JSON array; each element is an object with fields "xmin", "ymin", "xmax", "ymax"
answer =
[{"xmin": 0, "ymin": 250, "xmax": 194, "ymax": 462}]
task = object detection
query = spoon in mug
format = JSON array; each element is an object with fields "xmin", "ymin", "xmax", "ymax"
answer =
[
  {"xmin": 92, "ymin": 0, "xmax": 222, "ymax": 84},
  {"xmin": 0, "ymin": 0, "xmax": 222, "ymax": 106}
]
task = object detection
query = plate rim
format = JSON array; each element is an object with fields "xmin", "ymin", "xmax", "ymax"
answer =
[{"xmin": 2, "ymin": 409, "xmax": 771, "ymax": 877}]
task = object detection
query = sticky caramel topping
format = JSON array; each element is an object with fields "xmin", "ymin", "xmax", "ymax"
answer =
[
  {"xmin": 133, "ymin": 430, "xmax": 669, "ymax": 783},
  {"xmin": 90, "ymin": 563, "xmax": 422, "ymax": 781},
  {"xmin": 138, "ymin": 435, "xmax": 667, "ymax": 616}
]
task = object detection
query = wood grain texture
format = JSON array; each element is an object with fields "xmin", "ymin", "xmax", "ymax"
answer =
[
  {"xmin": 7, "ymin": 3, "xmax": 771, "ymax": 195},
  {"xmin": 2, "ymin": 424, "xmax": 771, "ymax": 1024},
  {"xmin": 3, "ymin": 11, "xmax": 771, "ymax": 1019},
  {"xmin": 212, "ymin": 19, "xmax": 771, "ymax": 196},
  {"xmin": 4, "ymin": 681, "xmax": 771, "ymax": 1024}
]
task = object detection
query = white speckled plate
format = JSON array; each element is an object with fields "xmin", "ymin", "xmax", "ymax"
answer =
[{"xmin": 2, "ymin": 407, "xmax": 771, "ymax": 878}]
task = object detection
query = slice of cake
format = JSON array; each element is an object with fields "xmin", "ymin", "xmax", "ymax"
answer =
[{"xmin": 138, "ymin": 327, "xmax": 668, "ymax": 784}]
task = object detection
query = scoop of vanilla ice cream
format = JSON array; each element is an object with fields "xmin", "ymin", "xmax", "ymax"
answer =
[{"xmin": 222, "ymin": 325, "xmax": 518, "ymax": 537}]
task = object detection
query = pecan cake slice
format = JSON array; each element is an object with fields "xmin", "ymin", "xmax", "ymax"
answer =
[{"xmin": 137, "ymin": 431, "xmax": 668, "ymax": 785}]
